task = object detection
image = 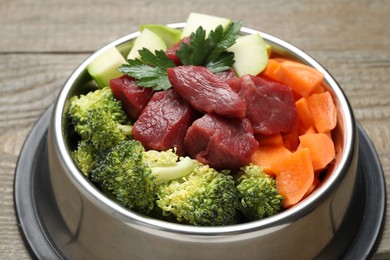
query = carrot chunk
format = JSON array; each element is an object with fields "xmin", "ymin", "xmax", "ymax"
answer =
[
  {"xmin": 306, "ymin": 91, "xmax": 337, "ymax": 133},
  {"xmin": 261, "ymin": 59, "xmax": 285, "ymax": 82},
  {"xmin": 295, "ymin": 97, "xmax": 314, "ymax": 129},
  {"xmin": 282, "ymin": 120, "xmax": 299, "ymax": 151},
  {"xmin": 298, "ymin": 133, "xmax": 335, "ymax": 171},
  {"xmin": 302, "ymin": 126, "xmax": 317, "ymax": 135},
  {"xmin": 251, "ymin": 145, "xmax": 292, "ymax": 176},
  {"xmin": 279, "ymin": 59, "xmax": 324, "ymax": 97},
  {"xmin": 310, "ymin": 82, "xmax": 325, "ymax": 95},
  {"xmin": 255, "ymin": 133, "xmax": 284, "ymax": 146},
  {"xmin": 304, "ymin": 175, "xmax": 320, "ymax": 198},
  {"xmin": 262, "ymin": 58, "xmax": 324, "ymax": 98},
  {"xmin": 272, "ymin": 148, "xmax": 314, "ymax": 208}
]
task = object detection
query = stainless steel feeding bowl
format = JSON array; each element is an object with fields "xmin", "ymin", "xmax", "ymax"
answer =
[{"xmin": 48, "ymin": 24, "xmax": 357, "ymax": 259}]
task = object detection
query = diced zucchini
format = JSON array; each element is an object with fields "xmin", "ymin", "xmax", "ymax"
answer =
[
  {"xmin": 181, "ymin": 12, "xmax": 232, "ymax": 38},
  {"xmin": 228, "ymin": 34, "xmax": 269, "ymax": 77},
  {"xmin": 127, "ymin": 28, "xmax": 167, "ymax": 60},
  {"xmin": 87, "ymin": 47, "xmax": 126, "ymax": 88},
  {"xmin": 140, "ymin": 24, "xmax": 181, "ymax": 47}
]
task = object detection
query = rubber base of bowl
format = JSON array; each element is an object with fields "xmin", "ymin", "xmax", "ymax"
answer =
[{"xmin": 13, "ymin": 106, "xmax": 386, "ymax": 259}]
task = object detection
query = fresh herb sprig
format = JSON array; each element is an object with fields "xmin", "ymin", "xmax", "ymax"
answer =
[
  {"xmin": 118, "ymin": 49, "xmax": 176, "ymax": 90},
  {"xmin": 177, "ymin": 21, "xmax": 242, "ymax": 73},
  {"xmin": 118, "ymin": 21, "xmax": 242, "ymax": 91}
]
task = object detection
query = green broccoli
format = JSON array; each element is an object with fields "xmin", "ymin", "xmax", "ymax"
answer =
[
  {"xmin": 68, "ymin": 87, "xmax": 132, "ymax": 151},
  {"xmin": 90, "ymin": 140, "xmax": 196, "ymax": 214},
  {"xmin": 156, "ymin": 163, "xmax": 239, "ymax": 226},
  {"xmin": 236, "ymin": 163, "xmax": 283, "ymax": 221},
  {"xmin": 68, "ymin": 87, "xmax": 133, "ymax": 176},
  {"xmin": 71, "ymin": 140, "xmax": 100, "ymax": 176}
]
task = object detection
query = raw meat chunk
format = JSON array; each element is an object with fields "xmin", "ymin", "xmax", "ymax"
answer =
[
  {"xmin": 234, "ymin": 75, "xmax": 297, "ymax": 135},
  {"xmin": 167, "ymin": 66, "xmax": 247, "ymax": 118},
  {"xmin": 133, "ymin": 89, "xmax": 195, "ymax": 155},
  {"xmin": 184, "ymin": 113, "xmax": 258, "ymax": 170},
  {"xmin": 110, "ymin": 75, "xmax": 153, "ymax": 120}
]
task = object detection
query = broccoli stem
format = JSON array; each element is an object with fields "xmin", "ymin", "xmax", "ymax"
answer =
[
  {"xmin": 152, "ymin": 157, "xmax": 196, "ymax": 184},
  {"xmin": 118, "ymin": 124, "xmax": 133, "ymax": 135}
]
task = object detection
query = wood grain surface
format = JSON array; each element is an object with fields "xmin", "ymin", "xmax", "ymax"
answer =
[{"xmin": 1, "ymin": 0, "xmax": 389, "ymax": 259}]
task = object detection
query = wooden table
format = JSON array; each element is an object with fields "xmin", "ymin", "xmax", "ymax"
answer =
[{"xmin": 1, "ymin": 0, "xmax": 389, "ymax": 258}]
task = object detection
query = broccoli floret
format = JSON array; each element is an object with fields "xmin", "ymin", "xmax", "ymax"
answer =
[
  {"xmin": 71, "ymin": 140, "xmax": 101, "ymax": 176},
  {"xmin": 68, "ymin": 87, "xmax": 132, "ymax": 151},
  {"xmin": 90, "ymin": 140, "xmax": 153, "ymax": 213},
  {"xmin": 156, "ymin": 163, "xmax": 239, "ymax": 226},
  {"xmin": 142, "ymin": 149, "xmax": 179, "ymax": 167},
  {"xmin": 90, "ymin": 140, "xmax": 196, "ymax": 214},
  {"xmin": 236, "ymin": 163, "xmax": 283, "ymax": 221}
]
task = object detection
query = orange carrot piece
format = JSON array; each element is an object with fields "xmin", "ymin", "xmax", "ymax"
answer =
[
  {"xmin": 272, "ymin": 148, "xmax": 314, "ymax": 208},
  {"xmin": 256, "ymin": 133, "xmax": 284, "ymax": 146},
  {"xmin": 261, "ymin": 59, "xmax": 286, "ymax": 82},
  {"xmin": 310, "ymin": 82, "xmax": 325, "ymax": 95},
  {"xmin": 280, "ymin": 60, "xmax": 324, "ymax": 98},
  {"xmin": 303, "ymin": 126, "xmax": 317, "ymax": 135},
  {"xmin": 263, "ymin": 58, "xmax": 324, "ymax": 98},
  {"xmin": 298, "ymin": 133, "xmax": 335, "ymax": 171},
  {"xmin": 306, "ymin": 91, "xmax": 337, "ymax": 133},
  {"xmin": 304, "ymin": 175, "xmax": 320, "ymax": 198},
  {"xmin": 282, "ymin": 121, "xmax": 300, "ymax": 151},
  {"xmin": 251, "ymin": 145, "xmax": 292, "ymax": 176},
  {"xmin": 295, "ymin": 97, "xmax": 314, "ymax": 129}
]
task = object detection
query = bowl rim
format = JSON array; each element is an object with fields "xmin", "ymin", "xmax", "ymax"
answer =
[{"xmin": 51, "ymin": 23, "xmax": 357, "ymax": 236}]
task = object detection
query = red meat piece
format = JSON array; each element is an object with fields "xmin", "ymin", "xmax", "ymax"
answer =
[
  {"xmin": 225, "ymin": 77, "xmax": 242, "ymax": 93},
  {"xmin": 110, "ymin": 75, "xmax": 154, "ymax": 120},
  {"xmin": 215, "ymin": 70, "xmax": 237, "ymax": 82},
  {"xmin": 237, "ymin": 75, "xmax": 297, "ymax": 135},
  {"xmin": 132, "ymin": 89, "xmax": 195, "ymax": 155},
  {"xmin": 184, "ymin": 113, "xmax": 259, "ymax": 170},
  {"xmin": 167, "ymin": 66, "xmax": 247, "ymax": 118},
  {"xmin": 165, "ymin": 37, "xmax": 190, "ymax": 65}
]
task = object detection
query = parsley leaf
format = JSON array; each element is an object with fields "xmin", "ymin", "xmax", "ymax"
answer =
[
  {"xmin": 205, "ymin": 21, "xmax": 242, "ymax": 72},
  {"xmin": 117, "ymin": 49, "xmax": 175, "ymax": 90},
  {"xmin": 177, "ymin": 20, "xmax": 242, "ymax": 73},
  {"xmin": 205, "ymin": 52, "xmax": 235, "ymax": 73},
  {"xmin": 137, "ymin": 48, "xmax": 176, "ymax": 68},
  {"xmin": 177, "ymin": 26, "xmax": 210, "ymax": 66}
]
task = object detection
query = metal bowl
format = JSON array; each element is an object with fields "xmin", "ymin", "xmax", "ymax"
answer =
[{"xmin": 47, "ymin": 23, "xmax": 358, "ymax": 259}]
